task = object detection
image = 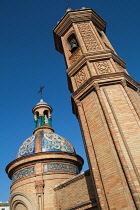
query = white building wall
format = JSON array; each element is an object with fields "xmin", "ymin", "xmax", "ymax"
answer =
[{"xmin": 0, "ymin": 204, "xmax": 10, "ymax": 210}]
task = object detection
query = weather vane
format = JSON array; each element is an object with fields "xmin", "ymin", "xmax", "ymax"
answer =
[{"xmin": 38, "ymin": 86, "xmax": 44, "ymax": 99}]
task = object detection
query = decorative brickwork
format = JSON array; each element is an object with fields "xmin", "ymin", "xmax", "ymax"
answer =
[
  {"xmin": 74, "ymin": 68, "xmax": 87, "ymax": 88},
  {"xmin": 69, "ymin": 48, "xmax": 82, "ymax": 65},
  {"xmin": 77, "ymin": 22, "xmax": 102, "ymax": 52},
  {"xmin": 95, "ymin": 61, "xmax": 112, "ymax": 74}
]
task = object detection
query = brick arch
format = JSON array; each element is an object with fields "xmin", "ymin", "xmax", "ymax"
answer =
[
  {"xmin": 15, "ymin": 203, "xmax": 27, "ymax": 210},
  {"xmin": 10, "ymin": 192, "xmax": 36, "ymax": 210},
  {"xmin": 63, "ymin": 29, "xmax": 75, "ymax": 42},
  {"xmin": 62, "ymin": 29, "xmax": 82, "ymax": 67},
  {"xmin": 63, "ymin": 30, "xmax": 75, "ymax": 56}
]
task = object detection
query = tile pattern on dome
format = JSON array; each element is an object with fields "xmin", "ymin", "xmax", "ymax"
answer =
[
  {"xmin": 12, "ymin": 167, "xmax": 34, "ymax": 181},
  {"xmin": 44, "ymin": 163, "xmax": 79, "ymax": 174},
  {"xmin": 17, "ymin": 135, "xmax": 36, "ymax": 158},
  {"xmin": 42, "ymin": 132, "xmax": 74, "ymax": 153}
]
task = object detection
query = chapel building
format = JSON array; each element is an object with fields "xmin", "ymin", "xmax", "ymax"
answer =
[{"xmin": 6, "ymin": 7, "xmax": 140, "ymax": 210}]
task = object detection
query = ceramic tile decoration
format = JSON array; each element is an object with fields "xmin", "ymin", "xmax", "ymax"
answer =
[
  {"xmin": 42, "ymin": 132, "xmax": 75, "ymax": 153},
  {"xmin": 17, "ymin": 135, "xmax": 36, "ymax": 158},
  {"xmin": 12, "ymin": 167, "xmax": 34, "ymax": 181},
  {"xmin": 44, "ymin": 163, "xmax": 79, "ymax": 174}
]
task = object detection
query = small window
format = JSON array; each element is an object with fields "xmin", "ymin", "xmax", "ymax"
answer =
[
  {"xmin": 43, "ymin": 110, "xmax": 48, "ymax": 117},
  {"xmin": 67, "ymin": 33, "xmax": 79, "ymax": 53},
  {"xmin": 35, "ymin": 111, "xmax": 39, "ymax": 118}
]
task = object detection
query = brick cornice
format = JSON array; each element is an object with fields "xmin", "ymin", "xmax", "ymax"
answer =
[
  {"xmin": 32, "ymin": 103, "xmax": 52, "ymax": 114},
  {"xmin": 73, "ymin": 72, "xmax": 139, "ymax": 98},
  {"xmin": 71, "ymin": 72, "xmax": 139, "ymax": 115},
  {"xmin": 6, "ymin": 152, "xmax": 84, "ymax": 179},
  {"xmin": 33, "ymin": 124, "xmax": 54, "ymax": 134},
  {"xmin": 66, "ymin": 50, "xmax": 126, "ymax": 77},
  {"xmin": 53, "ymin": 8, "xmax": 106, "ymax": 54}
]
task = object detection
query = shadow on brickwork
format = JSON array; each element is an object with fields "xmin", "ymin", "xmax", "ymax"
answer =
[{"xmin": 85, "ymin": 170, "xmax": 98, "ymax": 209}]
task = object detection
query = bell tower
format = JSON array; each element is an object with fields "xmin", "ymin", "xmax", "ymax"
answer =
[{"xmin": 54, "ymin": 8, "xmax": 140, "ymax": 209}]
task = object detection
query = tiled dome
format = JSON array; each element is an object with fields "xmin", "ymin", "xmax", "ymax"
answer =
[
  {"xmin": 16, "ymin": 135, "xmax": 36, "ymax": 158},
  {"xmin": 16, "ymin": 132, "xmax": 75, "ymax": 158}
]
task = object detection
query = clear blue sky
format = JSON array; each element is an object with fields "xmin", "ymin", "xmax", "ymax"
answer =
[{"xmin": 0, "ymin": 0, "xmax": 140, "ymax": 202}]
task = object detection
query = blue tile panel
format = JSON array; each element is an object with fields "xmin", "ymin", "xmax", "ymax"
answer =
[
  {"xmin": 42, "ymin": 132, "xmax": 75, "ymax": 153},
  {"xmin": 12, "ymin": 167, "xmax": 34, "ymax": 181},
  {"xmin": 16, "ymin": 135, "xmax": 36, "ymax": 158},
  {"xmin": 44, "ymin": 163, "xmax": 79, "ymax": 174}
]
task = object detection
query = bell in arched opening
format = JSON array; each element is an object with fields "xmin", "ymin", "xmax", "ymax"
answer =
[{"xmin": 68, "ymin": 33, "xmax": 79, "ymax": 53}]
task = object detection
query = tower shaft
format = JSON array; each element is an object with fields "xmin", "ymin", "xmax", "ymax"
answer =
[{"xmin": 54, "ymin": 8, "xmax": 140, "ymax": 209}]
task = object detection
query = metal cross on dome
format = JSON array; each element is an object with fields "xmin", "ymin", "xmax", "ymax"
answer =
[
  {"xmin": 38, "ymin": 86, "xmax": 45, "ymax": 99},
  {"xmin": 66, "ymin": 0, "xmax": 71, "ymax": 10}
]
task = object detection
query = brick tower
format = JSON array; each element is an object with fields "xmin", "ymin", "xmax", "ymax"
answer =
[
  {"xmin": 6, "ymin": 99, "xmax": 83, "ymax": 210},
  {"xmin": 54, "ymin": 8, "xmax": 140, "ymax": 209}
]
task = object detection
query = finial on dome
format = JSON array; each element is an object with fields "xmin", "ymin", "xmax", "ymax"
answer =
[
  {"xmin": 39, "ymin": 98, "xmax": 44, "ymax": 103},
  {"xmin": 66, "ymin": 8, "xmax": 72, "ymax": 12}
]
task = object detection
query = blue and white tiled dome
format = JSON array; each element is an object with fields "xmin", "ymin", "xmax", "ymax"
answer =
[
  {"xmin": 42, "ymin": 132, "xmax": 75, "ymax": 153},
  {"xmin": 16, "ymin": 135, "xmax": 36, "ymax": 158},
  {"xmin": 17, "ymin": 132, "xmax": 75, "ymax": 158}
]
